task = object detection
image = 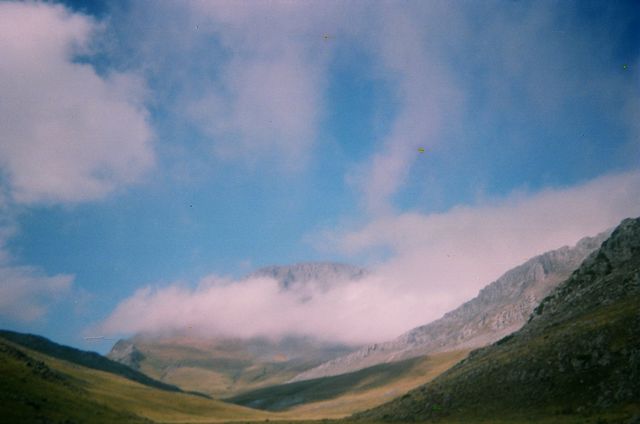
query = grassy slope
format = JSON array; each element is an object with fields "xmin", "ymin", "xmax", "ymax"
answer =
[
  {"xmin": 0, "ymin": 336, "xmax": 275, "ymax": 423},
  {"xmin": 228, "ymin": 350, "xmax": 468, "ymax": 419}
]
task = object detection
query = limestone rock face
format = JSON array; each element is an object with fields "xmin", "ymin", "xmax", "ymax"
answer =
[{"xmin": 291, "ymin": 230, "xmax": 609, "ymax": 382}]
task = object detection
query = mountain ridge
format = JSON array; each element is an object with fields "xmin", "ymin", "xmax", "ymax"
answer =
[{"xmin": 293, "ymin": 230, "xmax": 610, "ymax": 382}]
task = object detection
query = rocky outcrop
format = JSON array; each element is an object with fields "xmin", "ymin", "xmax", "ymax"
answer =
[
  {"xmin": 292, "ymin": 231, "xmax": 609, "ymax": 381},
  {"xmin": 107, "ymin": 339, "xmax": 145, "ymax": 370}
]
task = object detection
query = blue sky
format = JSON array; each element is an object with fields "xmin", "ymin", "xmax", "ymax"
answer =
[{"xmin": 0, "ymin": 1, "xmax": 639, "ymax": 352}]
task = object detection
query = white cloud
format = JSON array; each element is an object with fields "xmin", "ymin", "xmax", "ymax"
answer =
[
  {"xmin": 182, "ymin": 1, "xmax": 337, "ymax": 169},
  {"xmin": 100, "ymin": 272, "xmax": 415, "ymax": 345},
  {"xmin": 188, "ymin": 52, "xmax": 321, "ymax": 169},
  {"xmin": 0, "ymin": 2, "xmax": 154, "ymax": 204},
  {"xmin": 101, "ymin": 172, "xmax": 640, "ymax": 344}
]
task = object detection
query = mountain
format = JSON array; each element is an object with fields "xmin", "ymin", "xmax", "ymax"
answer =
[
  {"xmin": 292, "ymin": 231, "xmax": 608, "ymax": 381},
  {"xmin": 0, "ymin": 331, "xmax": 273, "ymax": 423},
  {"xmin": 352, "ymin": 217, "xmax": 640, "ymax": 423},
  {"xmin": 108, "ymin": 333, "xmax": 355, "ymax": 398},
  {"xmin": 248, "ymin": 261, "xmax": 368, "ymax": 290},
  {"xmin": 107, "ymin": 262, "xmax": 364, "ymax": 398}
]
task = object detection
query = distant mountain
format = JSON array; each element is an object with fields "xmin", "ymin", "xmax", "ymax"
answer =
[
  {"xmin": 107, "ymin": 262, "xmax": 365, "ymax": 398},
  {"xmin": 352, "ymin": 217, "xmax": 640, "ymax": 423},
  {"xmin": 293, "ymin": 231, "xmax": 609, "ymax": 381},
  {"xmin": 108, "ymin": 333, "xmax": 355, "ymax": 398}
]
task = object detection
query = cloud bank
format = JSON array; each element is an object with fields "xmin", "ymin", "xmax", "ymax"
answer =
[
  {"xmin": 0, "ymin": 2, "xmax": 154, "ymax": 204},
  {"xmin": 101, "ymin": 172, "xmax": 640, "ymax": 344}
]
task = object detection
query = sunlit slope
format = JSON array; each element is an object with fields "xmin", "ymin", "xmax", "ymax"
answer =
[
  {"xmin": 352, "ymin": 217, "xmax": 640, "ymax": 424},
  {"xmin": 0, "ymin": 336, "xmax": 274, "ymax": 423},
  {"xmin": 228, "ymin": 350, "xmax": 468, "ymax": 419}
]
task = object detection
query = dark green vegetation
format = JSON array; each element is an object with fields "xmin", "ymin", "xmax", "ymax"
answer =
[{"xmin": 352, "ymin": 217, "xmax": 640, "ymax": 424}]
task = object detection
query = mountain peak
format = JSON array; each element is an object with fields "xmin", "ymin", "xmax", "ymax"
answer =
[{"xmin": 247, "ymin": 262, "xmax": 367, "ymax": 289}]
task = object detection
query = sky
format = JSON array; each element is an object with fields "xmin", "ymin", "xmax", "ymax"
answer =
[{"xmin": 0, "ymin": 0, "xmax": 639, "ymax": 352}]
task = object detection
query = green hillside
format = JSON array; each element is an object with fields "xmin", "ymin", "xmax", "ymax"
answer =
[
  {"xmin": 351, "ymin": 217, "xmax": 640, "ymax": 424},
  {"xmin": 0, "ymin": 335, "xmax": 274, "ymax": 423}
]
